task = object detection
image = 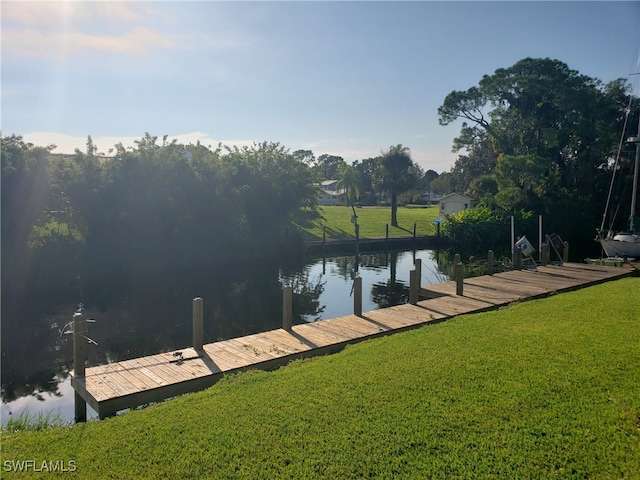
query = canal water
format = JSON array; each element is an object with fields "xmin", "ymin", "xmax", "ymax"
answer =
[{"xmin": 1, "ymin": 249, "xmax": 446, "ymax": 424}]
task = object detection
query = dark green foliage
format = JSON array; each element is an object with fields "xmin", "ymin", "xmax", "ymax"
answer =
[
  {"xmin": 438, "ymin": 58, "xmax": 640, "ymax": 256},
  {"xmin": 1, "ymin": 134, "xmax": 320, "ymax": 293},
  {"xmin": 376, "ymin": 144, "xmax": 420, "ymax": 226},
  {"xmin": 442, "ymin": 206, "xmax": 534, "ymax": 255}
]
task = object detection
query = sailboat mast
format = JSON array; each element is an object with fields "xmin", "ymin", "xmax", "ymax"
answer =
[{"xmin": 630, "ymin": 115, "xmax": 639, "ymax": 232}]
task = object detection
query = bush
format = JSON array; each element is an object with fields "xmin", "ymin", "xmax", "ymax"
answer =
[{"xmin": 442, "ymin": 207, "xmax": 534, "ymax": 255}]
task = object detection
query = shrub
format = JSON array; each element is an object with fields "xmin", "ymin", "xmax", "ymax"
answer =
[{"xmin": 442, "ymin": 207, "xmax": 534, "ymax": 254}]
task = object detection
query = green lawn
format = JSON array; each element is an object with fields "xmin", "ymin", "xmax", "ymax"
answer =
[
  {"xmin": 295, "ymin": 205, "xmax": 441, "ymax": 240},
  {"xmin": 3, "ymin": 277, "xmax": 639, "ymax": 479}
]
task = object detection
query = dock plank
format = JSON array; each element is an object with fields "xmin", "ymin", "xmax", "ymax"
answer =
[
  {"xmin": 293, "ymin": 323, "xmax": 351, "ymax": 346},
  {"xmin": 75, "ymin": 262, "xmax": 634, "ymax": 418}
]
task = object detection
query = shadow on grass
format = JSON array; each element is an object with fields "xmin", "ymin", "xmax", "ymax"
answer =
[
  {"xmin": 395, "ymin": 225, "xmax": 413, "ymax": 234},
  {"xmin": 292, "ymin": 209, "xmax": 324, "ymax": 230},
  {"xmin": 324, "ymin": 226, "xmax": 353, "ymax": 240}
]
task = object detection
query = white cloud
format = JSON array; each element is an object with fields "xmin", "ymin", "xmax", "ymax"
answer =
[
  {"xmin": 2, "ymin": 1, "xmax": 175, "ymax": 58},
  {"xmin": 3, "ymin": 26, "xmax": 176, "ymax": 58},
  {"xmin": 2, "ymin": 1, "xmax": 156, "ymax": 26}
]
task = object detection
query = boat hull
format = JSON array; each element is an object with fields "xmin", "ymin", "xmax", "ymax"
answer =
[{"xmin": 598, "ymin": 235, "xmax": 640, "ymax": 258}]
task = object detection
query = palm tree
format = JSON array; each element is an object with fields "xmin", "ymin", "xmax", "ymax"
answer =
[
  {"xmin": 336, "ymin": 164, "xmax": 362, "ymax": 221},
  {"xmin": 377, "ymin": 144, "xmax": 417, "ymax": 227}
]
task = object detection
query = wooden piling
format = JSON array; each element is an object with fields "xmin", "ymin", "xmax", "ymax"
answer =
[
  {"xmin": 73, "ymin": 310, "xmax": 87, "ymax": 423},
  {"xmin": 563, "ymin": 241, "xmax": 569, "ymax": 263},
  {"xmin": 514, "ymin": 249, "xmax": 522, "ymax": 270},
  {"xmin": 454, "ymin": 262, "xmax": 464, "ymax": 296},
  {"xmin": 409, "ymin": 269, "xmax": 419, "ymax": 305},
  {"xmin": 283, "ymin": 286, "xmax": 293, "ymax": 331},
  {"xmin": 487, "ymin": 250, "xmax": 494, "ymax": 275},
  {"xmin": 385, "ymin": 223, "xmax": 389, "ymax": 251},
  {"xmin": 541, "ymin": 244, "xmax": 549, "ymax": 266},
  {"xmin": 414, "ymin": 258, "xmax": 422, "ymax": 284},
  {"xmin": 193, "ymin": 297, "xmax": 204, "ymax": 351},
  {"xmin": 354, "ymin": 277, "xmax": 362, "ymax": 317}
]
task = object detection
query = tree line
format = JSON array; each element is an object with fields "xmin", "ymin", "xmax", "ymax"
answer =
[
  {"xmin": 436, "ymin": 57, "xmax": 639, "ymax": 255},
  {"xmin": 1, "ymin": 137, "xmax": 317, "ymax": 295},
  {"xmin": 1, "ymin": 134, "xmax": 427, "ymax": 299},
  {"xmin": 3, "ymin": 56, "xmax": 636, "ymax": 293}
]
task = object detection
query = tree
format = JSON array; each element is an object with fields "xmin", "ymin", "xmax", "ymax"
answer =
[
  {"xmin": 315, "ymin": 154, "xmax": 346, "ymax": 180},
  {"xmin": 336, "ymin": 163, "xmax": 363, "ymax": 223},
  {"xmin": 353, "ymin": 157, "xmax": 379, "ymax": 205},
  {"xmin": 439, "ymin": 58, "xmax": 623, "ymax": 192},
  {"xmin": 437, "ymin": 58, "xmax": 636, "ymax": 254},
  {"xmin": 376, "ymin": 144, "xmax": 418, "ymax": 227},
  {"xmin": 293, "ymin": 149, "xmax": 315, "ymax": 166},
  {"xmin": 429, "ymin": 172, "xmax": 455, "ymax": 195}
]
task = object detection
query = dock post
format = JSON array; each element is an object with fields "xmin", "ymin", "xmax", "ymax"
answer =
[
  {"xmin": 322, "ymin": 226, "xmax": 326, "ymax": 255},
  {"xmin": 541, "ymin": 244, "xmax": 549, "ymax": 266},
  {"xmin": 487, "ymin": 250, "xmax": 494, "ymax": 275},
  {"xmin": 193, "ymin": 297, "xmax": 204, "ymax": 352},
  {"xmin": 73, "ymin": 310, "xmax": 87, "ymax": 423},
  {"xmin": 454, "ymin": 262, "xmax": 464, "ymax": 296},
  {"xmin": 514, "ymin": 249, "xmax": 522, "ymax": 270},
  {"xmin": 354, "ymin": 277, "xmax": 362, "ymax": 317},
  {"xmin": 283, "ymin": 286, "xmax": 293, "ymax": 331},
  {"xmin": 563, "ymin": 241, "xmax": 569, "ymax": 263},
  {"xmin": 414, "ymin": 258, "xmax": 422, "ymax": 284},
  {"xmin": 385, "ymin": 223, "xmax": 389, "ymax": 251},
  {"xmin": 454, "ymin": 253, "xmax": 461, "ymax": 265},
  {"xmin": 409, "ymin": 269, "xmax": 419, "ymax": 305}
]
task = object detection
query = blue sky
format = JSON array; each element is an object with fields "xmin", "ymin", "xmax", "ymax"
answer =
[{"xmin": 2, "ymin": 1, "xmax": 639, "ymax": 173}]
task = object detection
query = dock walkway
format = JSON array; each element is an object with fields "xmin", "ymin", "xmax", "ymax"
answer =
[{"xmin": 72, "ymin": 262, "xmax": 634, "ymax": 418}]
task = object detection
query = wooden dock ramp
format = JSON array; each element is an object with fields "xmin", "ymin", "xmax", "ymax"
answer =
[{"xmin": 72, "ymin": 262, "xmax": 634, "ymax": 418}]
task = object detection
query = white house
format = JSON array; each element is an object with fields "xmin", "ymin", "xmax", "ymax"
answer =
[
  {"xmin": 318, "ymin": 180, "xmax": 347, "ymax": 206},
  {"xmin": 439, "ymin": 193, "xmax": 475, "ymax": 216}
]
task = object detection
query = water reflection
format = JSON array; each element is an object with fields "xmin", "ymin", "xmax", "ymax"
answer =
[{"xmin": 1, "ymin": 249, "xmax": 446, "ymax": 423}]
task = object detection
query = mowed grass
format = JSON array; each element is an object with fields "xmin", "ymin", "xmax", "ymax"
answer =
[
  {"xmin": 2, "ymin": 278, "xmax": 639, "ymax": 479},
  {"xmin": 295, "ymin": 205, "xmax": 441, "ymax": 240}
]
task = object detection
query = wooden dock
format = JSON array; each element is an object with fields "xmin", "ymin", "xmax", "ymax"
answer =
[{"xmin": 71, "ymin": 262, "xmax": 635, "ymax": 419}]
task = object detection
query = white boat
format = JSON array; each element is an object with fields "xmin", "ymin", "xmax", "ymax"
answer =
[{"xmin": 596, "ymin": 99, "xmax": 640, "ymax": 258}]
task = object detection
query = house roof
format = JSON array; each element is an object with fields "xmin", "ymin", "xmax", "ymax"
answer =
[
  {"xmin": 439, "ymin": 192, "xmax": 474, "ymax": 201},
  {"xmin": 321, "ymin": 180, "xmax": 339, "ymax": 187},
  {"xmin": 319, "ymin": 180, "xmax": 346, "ymax": 196}
]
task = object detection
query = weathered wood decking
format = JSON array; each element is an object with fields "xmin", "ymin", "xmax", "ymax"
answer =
[{"xmin": 71, "ymin": 262, "xmax": 635, "ymax": 418}]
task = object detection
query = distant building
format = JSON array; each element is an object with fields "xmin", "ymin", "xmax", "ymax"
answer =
[
  {"xmin": 318, "ymin": 180, "xmax": 347, "ymax": 206},
  {"xmin": 439, "ymin": 193, "xmax": 475, "ymax": 216}
]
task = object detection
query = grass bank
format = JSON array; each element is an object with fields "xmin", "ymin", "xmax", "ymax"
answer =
[
  {"xmin": 2, "ymin": 277, "xmax": 639, "ymax": 479},
  {"xmin": 295, "ymin": 205, "xmax": 441, "ymax": 240}
]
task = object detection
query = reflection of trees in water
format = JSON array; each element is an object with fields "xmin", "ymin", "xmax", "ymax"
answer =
[
  {"xmin": 3, "ymin": 250, "xmax": 440, "ymax": 404},
  {"xmin": 369, "ymin": 252, "xmax": 409, "ymax": 308},
  {"xmin": 371, "ymin": 280, "xmax": 409, "ymax": 309},
  {"xmin": 320, "ymin": 251, "xmax": 411, "ymax": 310},
  {"xmin": 328, "ymin": 252, "xmax": 391, "ymax": 280},
  {"xmin": 280, "ymin": 268, "xmax": 326, "ymax": 323},
  {"xmin": 2, "ymin": 258, "xmax": 298, "ymax": 403},
  {"xmin": 1, "ymin": 300, "xmax": 76, "ymax": 403}
]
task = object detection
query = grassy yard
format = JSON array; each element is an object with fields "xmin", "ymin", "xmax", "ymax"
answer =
[
  {"xmin": 2, "ymin": 277, "xmax": 639, "ymax": 479},
  {"xmin": 294, "ymin": 205, "xmax": 441, "ymax": 240}
]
